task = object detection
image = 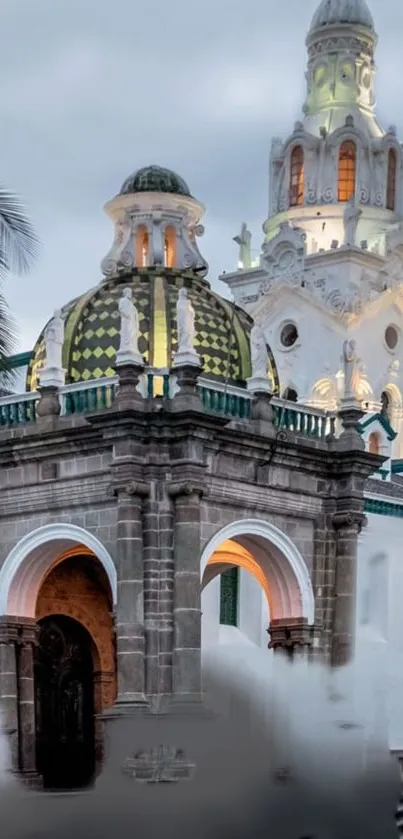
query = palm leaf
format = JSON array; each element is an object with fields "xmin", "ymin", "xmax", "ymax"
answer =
[
  {"xmin": 0, "ymin": 188, "xmax": 40, "ymax": 384},
  {"xmin": 0, "ymin": 188, "xmax": 39, "ymax": 280}
]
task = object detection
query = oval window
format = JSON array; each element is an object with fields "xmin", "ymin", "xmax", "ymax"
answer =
[
  {"xmin": 385, "ymin": 325, "xmax": 399, "ymax": 351},
  {"xmin": 280, "ymin": 323, "xmax": 298, "ymax": 348}
]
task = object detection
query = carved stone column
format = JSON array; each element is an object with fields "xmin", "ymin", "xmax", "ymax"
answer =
[
  {"xmin": 17, "ymin": 620, "xmax": 40, "ymax": 784},
  {"xmin": 168, "ymin": 483, "xmax": 205, "ymax": 706},
  {"xmin": 113, "ymin": 481, "xmax": 149, "ymax": 706},
  {"xmin": 0, "ymin": 620, "xmax": 19, "ymax": 772},
  {"xmin": 331, "ymin": 510, "xmax": 366, "ymax": 667},
  {"xmin": 143, "ymin": 480, "xmax": 175, "ymax": 700},
  {"xmin": 267, "ymin": 617, "xmax": 314, "ymax": 660}
]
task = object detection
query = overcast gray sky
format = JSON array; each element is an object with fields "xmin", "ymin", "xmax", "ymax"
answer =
[{"xmin": 1, "ymin": 0, "xmax": 402, "ymax": 351}]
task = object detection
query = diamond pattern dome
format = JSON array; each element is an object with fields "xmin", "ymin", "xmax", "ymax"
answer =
[{"xmin": 27, "ymin": 269, "xmax": 280, "ymax": 393}]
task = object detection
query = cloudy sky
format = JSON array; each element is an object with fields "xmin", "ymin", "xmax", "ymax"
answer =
[{"xmin": 1, "ymin": 0, "xmax": 402, "ymax": 352}]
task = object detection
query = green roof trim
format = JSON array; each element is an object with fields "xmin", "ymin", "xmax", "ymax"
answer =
[
  {"xmin": 8, "ymin": 351, "xmax": 32, "ymax": 369},
  {"xmin": 359, "ymin": 412, "xmax": 397, "ymax": 441},
  {"xmin": 364, "ymin": 497, "xmax": 403, "ymax": 517},
  {"xmin": 392, "ymin": 459, "xmax": 403, "ymax": 474}
]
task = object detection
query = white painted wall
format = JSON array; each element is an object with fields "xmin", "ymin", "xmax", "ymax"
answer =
[
  {"xmin": 357, "ymin": 508, "xmax": 403, "ymax": 751},
  {"xmin": 201, "ymin": 568, "xmax": 269, "ymax": 651}
]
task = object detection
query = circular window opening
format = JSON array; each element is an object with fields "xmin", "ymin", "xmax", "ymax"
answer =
[
  {"xmin": 280, "ymin": 323, "xmax": 298, "ymax": 348},
  {"xmin": 385, "ymin": 325, "xmax": 399, "ymax": 351}
]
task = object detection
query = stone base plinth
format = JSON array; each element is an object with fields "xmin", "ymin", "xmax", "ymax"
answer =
[
  {"xmin": 116, "ymin": 351, "xmax": 144, "ymax": 368},
  {"xmin": 246, "ymin": 375, "xmax": 272, "ymax": 394},
  {"xmin": 38, "ymin": 366, "xmax": 66, "ymax": 389},
  {"xmin": 172, "ymin": 350, "xmax": 200, "ymax": 368}
]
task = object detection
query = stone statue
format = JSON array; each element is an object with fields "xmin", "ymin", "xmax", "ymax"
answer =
[
  {"xmin": 342, "ymin": 339, "xmax": 360, "ymax": 399},
  {"xmin": 233, "ymin": 222, "xmax": 252, "ymax": 270},
  {"xmin": 251, "ymin": 322, "xmax": 268, "ymax": 379},
  {"xmin": 44, "ymin": 309, "xmax": 64, "ymax": 370},
  {"xmin": 176, "ymin": 288, "xmax": 195, "ymax": 353},
  {"xmin": 118, "ymin": 288, "xmax": 140, "ymax": 355},
  {"xmin": 343, "ymin": 199, "xmax": 363, "ymax": 247}
]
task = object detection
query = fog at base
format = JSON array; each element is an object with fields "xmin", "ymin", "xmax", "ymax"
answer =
[{"xmin": 0, "ymin": 640, "xmax": 400, "ymax": 839}]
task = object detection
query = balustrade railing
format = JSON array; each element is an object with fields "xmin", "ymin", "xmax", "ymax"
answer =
[
  {"xmin": 0, "ymin": 392, "xmax": 38, "ymax": 427},
  {"xmin": 0, "ymin": 369, "xmax": 336, "ymax": 441}
]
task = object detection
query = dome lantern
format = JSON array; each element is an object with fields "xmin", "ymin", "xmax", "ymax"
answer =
[{"xmin": 100, "ymin": 165, "xmax": 208, "ymax": 278}]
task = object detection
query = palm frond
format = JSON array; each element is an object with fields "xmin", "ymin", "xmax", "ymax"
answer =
[
  {"xmin": 0, "ymin": 187, "xmax": 40, "ymax": 282},
  {"xmin": 0, "ymin": 289, "xmax": 17, "ymax": 389}
]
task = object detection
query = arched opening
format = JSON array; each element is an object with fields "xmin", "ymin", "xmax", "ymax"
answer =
[
  {"xmin": 0, "ymin": 524, "xmax": 117, "ymax": 788},
  {"xmin": 369, "ymin": 431, "xmax": 380, "ymax": 455},
  {"xmin": 35, "ymin": 615, "xmax": 95, "ymax": 790},
  {"xmin": 338, "ymin": 140, "xmax": 356, "ymax": 202},
  {"xmin": 283, "ymin": 387, "xmax": 298, "ymax": 403},
  {"xmin": 289, "ymin": 146, "xmax": 304, "ymax": 207},
  {"xmin": 135, "ymin": 224, "xmax": 149, "ymax": 267},
  {"xmin": 386, "ymin": 149, "xmax": 397, "ymax": 211},
  {"xmin": 164, "ymin": 225, "xmax": 176, "ymax": 268},
  {"xmin": 200, "ymin": 522, "xmax": 314, "ymax": 653}
]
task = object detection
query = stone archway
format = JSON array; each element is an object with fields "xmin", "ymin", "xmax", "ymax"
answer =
[
  {"xmin": 0, "ymin": 523, "xmax": 117, "ymax": 617},
  {"xmin": 0, "ymin": 524, "xmax": 117, "ymax": 787},
  {"xmin": 200, "ymin": 519, "xmax": 315, "ymax": 656}
]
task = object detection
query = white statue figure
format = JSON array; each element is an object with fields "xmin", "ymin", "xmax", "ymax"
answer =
[
  {"xmin": 342, "ymin": 339, "xmax": 360, "ymax": 399},
  {"xmin": 343, "ymin": 199, "xmax": 363, "ymax": 247},
  {"xmin": 118, "ymin": 287, "xmax": 140, "ymax": 355},
  {"xmin": 44, "ymin": 309, "xmax": 64, "ymax": 370},
  {"xmin": 251, "ymin": 322, "xmax": 268, "ymax": 379},
  {"xmin": 176, "ymin": 288, "xmax": 196, "ymax": 353},
  {"xmin": 233, "ymin": 222, "xmax": 252, "ymax": 270}
]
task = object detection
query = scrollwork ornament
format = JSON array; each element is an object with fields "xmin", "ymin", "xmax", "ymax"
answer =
[
  {"xmin": 119, "ymin": 249, "xmax": 134, "ymax": 269},
  {"xmin": 332, "ymin": 511, "xmax": 367, "ymax": 534},
  {"xmin": 359, "ymin": 186, "xmax": 369, "ymax": 204},
  {"xmin": 194, "ymin": 224, "xmax": 205, "ymax": 237},
  {"xmin": 101, "ymin": 257, "xmax": 118, "ymax": 278},
  {"xmin": 322, "ymin": 186, "xmax": 334, "ymax": 204},
  {"xmin": 375, "ymin": 192, "xmax": 384, "ymax": 208},
  {"xmin": 276, "ymin": 430, "xmax": 289, "ymax": 443},
  {"xmin": 306, "ymin": 186, "xmax": 317, "ymax": 204}
]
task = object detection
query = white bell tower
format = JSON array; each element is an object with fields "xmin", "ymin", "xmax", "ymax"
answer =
[{"xmin": 220, "ymin": 0, "xmax": 403, "ymax": 459}]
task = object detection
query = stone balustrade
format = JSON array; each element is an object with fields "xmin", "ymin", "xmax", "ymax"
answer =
[{"xmin": 0, "ymin": 368, "xmax": 337, "ymax": 442}]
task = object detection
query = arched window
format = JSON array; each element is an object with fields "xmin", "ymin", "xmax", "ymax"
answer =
[
  {"xmin": 381, "ymin": 390, "xmax": 391, "ymax": 420},
  {"xmin": 386, "ymin": 149, "xmax": 397, "ymax": 211},
  {"xmin": 283, "ymin": 387, "xmax": 298, "ymax": 402},
  {"xmin": 338, "ymin": 141, "xmax": 356, "ymax": 202},
  {"xmin": 369, "ymin": 432, "xmax": 380, "ymax": 455},
  {"xmin": 289, "ymin": 146, "xmax": 304, "ymax": 207},
  {"xmin": 219, "ymin": 567, "xmax": 239, "ymax": 627},
  {"xmin": 135, "ymin": 225, "xmax": 149, "ymax": 267},
  {"xmin": 164, "ymin": 226, "xmax": 176, "ymax": 268}
]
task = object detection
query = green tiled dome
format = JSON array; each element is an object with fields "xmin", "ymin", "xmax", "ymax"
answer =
[
  {"xmin": 27, "ymin": 269, "xmax": 279, "ymax": 393},
  {"xmin": 119, "ymin": 166, "xmax": 191, "ymax": 197}
]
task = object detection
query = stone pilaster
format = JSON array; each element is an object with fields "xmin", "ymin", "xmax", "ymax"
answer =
[
  {"xmin": 16, "ymin": 620, "xmax": 40, "ymax": 784},
  {"xmin": 267, "ymin": 617, "xmax": 314, "ymax": 660},
  {"xmin": 168, "ymin": 482, "xmax": 205, "ymax": 706},
  {"xmin": 172, "ymin": 363, "xmax": 203, "ymax": 412},
  {"xmin": 143, "ymin": 481, "xmax": 174, "ymax": 700},
  {"xmin": 113, "ymin": 481, "xmax": 149, "ymax": 706},
  {"xmin": 331, "ymin": 510, "xmax": 366, "ymax": 667},
  {"xmin": 249, "ymin": 389, "xmax": 276, "ymax": 437},
  {"xmin": 115, "ymin": 360, "xmax": 144, "ymax": 410},
  {"xmin": 0, "ymin": 620, "xmax": 19, "ymax": 772},
  {"xmin": 337, "ymin": 399, "xmax": 365, "ymax": 451}
]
